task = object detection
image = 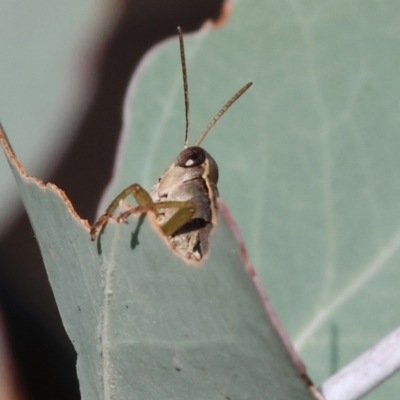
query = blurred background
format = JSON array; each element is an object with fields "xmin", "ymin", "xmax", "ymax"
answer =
[
  {"xmin": 0, "ymin": 1, "xmax": 224, "ymax": 398},
  {"xmin": 2, "ymin": 1, "xmax": 400, "ymax": 399}
]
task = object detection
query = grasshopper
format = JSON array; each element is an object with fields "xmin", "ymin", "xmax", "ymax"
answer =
[{"xmin": 90, "ymin": 28, "xmax": 252, "ymax": 260}]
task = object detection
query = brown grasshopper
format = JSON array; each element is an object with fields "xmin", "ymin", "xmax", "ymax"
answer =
[{"xmin": 90, "ymin": 28, "xmax": 252, "ymax": 260}]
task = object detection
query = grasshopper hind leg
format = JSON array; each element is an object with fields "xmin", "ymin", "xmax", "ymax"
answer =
[
  {"xmin": 117, "ymin": 200, "xmax": 196, "ymax": 236},
  {"xmin": 90, "ymin": 183, "xmax": 152, "ymax": 240},
  {"xmin": 90, "ymin": 184, "xmax": 197, "ymax": 241}
]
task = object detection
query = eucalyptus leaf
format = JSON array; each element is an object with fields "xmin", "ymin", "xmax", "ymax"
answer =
[
  {"xmin": 1, "ymin": 127, "xmax": 317, "ymax": 399},
  {"xmin": 103, "ymin": 1, "xmax": 400, "ymax": 398},
  {"xmin": 0, "ymin": 0, "xmax": 102, "ymax": 231}
]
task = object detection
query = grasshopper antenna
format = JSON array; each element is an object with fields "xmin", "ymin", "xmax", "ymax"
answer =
[
  {"xmin": 194, "ymin": 82, "xmax": 253, "ymax": 147},
  {"xmin": 177, "ymin": 27, "xmax": 190, "ymax": 149}
]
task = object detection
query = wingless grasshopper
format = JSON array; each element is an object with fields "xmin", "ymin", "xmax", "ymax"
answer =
[{"xmin": 90, "ymin": 28, "xmax": 252, "ymax": 260}]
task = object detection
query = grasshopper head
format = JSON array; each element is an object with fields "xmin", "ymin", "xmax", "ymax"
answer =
[
  {"xmin": 151, "ymin": 146, "xmax": 218, "ymax": 201},
  {"xmin": 175, "ymin": 146, "xmax": 218, "ymax": 184}
]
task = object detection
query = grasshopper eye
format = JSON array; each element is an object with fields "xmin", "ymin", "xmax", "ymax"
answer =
[{"xmin": 175, "ymin": 147, "xmax": 206, "ymax": 168}]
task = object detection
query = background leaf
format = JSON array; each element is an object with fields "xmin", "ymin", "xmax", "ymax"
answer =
[
  {"xmin": 1, "ymin": 127, "xmax": 316, "ymax": 399},
  {"xmin": 101, "ymin": 0, "xmax": 400, "ymax": 398},
  {"xmin": 0, "ymin": 1, "xmax": 104, "ymax": 232}
]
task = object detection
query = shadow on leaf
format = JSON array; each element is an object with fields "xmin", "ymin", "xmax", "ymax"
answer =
[{"xmin": 130, "ymin": 214, "xmax": 146, "ymax": 250}]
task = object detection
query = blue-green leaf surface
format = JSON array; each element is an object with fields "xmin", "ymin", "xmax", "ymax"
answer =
[
  {"xmin": 0, "ymin": 1, "xmax": 103, "ymax": 231},
  {"xmin": 1, "ymin": 128, "xmax": 316, "ymax": 399},
  {"xmin": 102, "ymin": 1, "xmax": 400, "ymax": 398}
]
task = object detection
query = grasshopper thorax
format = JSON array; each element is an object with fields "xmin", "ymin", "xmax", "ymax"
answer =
[
  {"xmin": 150, "ymin": 146, "xmax": 219, "ymax": 260},
  {"xmin": 151, "ymin": 146, "xmax": 218, "ymax": 209}
]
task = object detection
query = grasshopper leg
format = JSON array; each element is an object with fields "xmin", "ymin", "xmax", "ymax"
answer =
[
  {"xmin": 90, "ymin": 184, "xmax": 197, "ymax": 240},
  {"xmin": 117, "ymin": 200, "xmax": 196, "ymax": 237},
  {"xmin": 156, "ymin": 201, "xmax": 196, "ymax": 236},
  {"xmin": 90, "ymin": 183, "xmax": 152, "ymax": 240}
]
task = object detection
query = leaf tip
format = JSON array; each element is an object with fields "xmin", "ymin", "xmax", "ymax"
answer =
[
  {"xmin": 203, "ymin": 0, "xmax": 233, "ymax": 29},
  {"xmin": 0, "ymin": 125, "xmax": 90, "ymax": 230},
  {"xmin": 0, "ymin": 124, "xmax": 27, "ymax": 178}
]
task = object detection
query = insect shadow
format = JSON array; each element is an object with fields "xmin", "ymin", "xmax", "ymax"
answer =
[
  {"xmin": 95, "ymin": 212, "xmax": 147, "ymax": 254},
  {"xmin": 130, "ymin": 213, "xmax": 146, "ymax": 250}
]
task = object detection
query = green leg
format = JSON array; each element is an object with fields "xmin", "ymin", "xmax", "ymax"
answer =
[
  {"xmin": 156, "ymin": 201, "xmax": 196, "ymax": 236},
  {"xmin": 90, "ymin": 184, "xmax": 197, "ymax": 240},
  {"xmin": 117, "ymin": 200, "xmax": 196, "ymax": 237},
  {"xmin": 90, "ymin": 183, "xmax": 153, "ymax": 240}
]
